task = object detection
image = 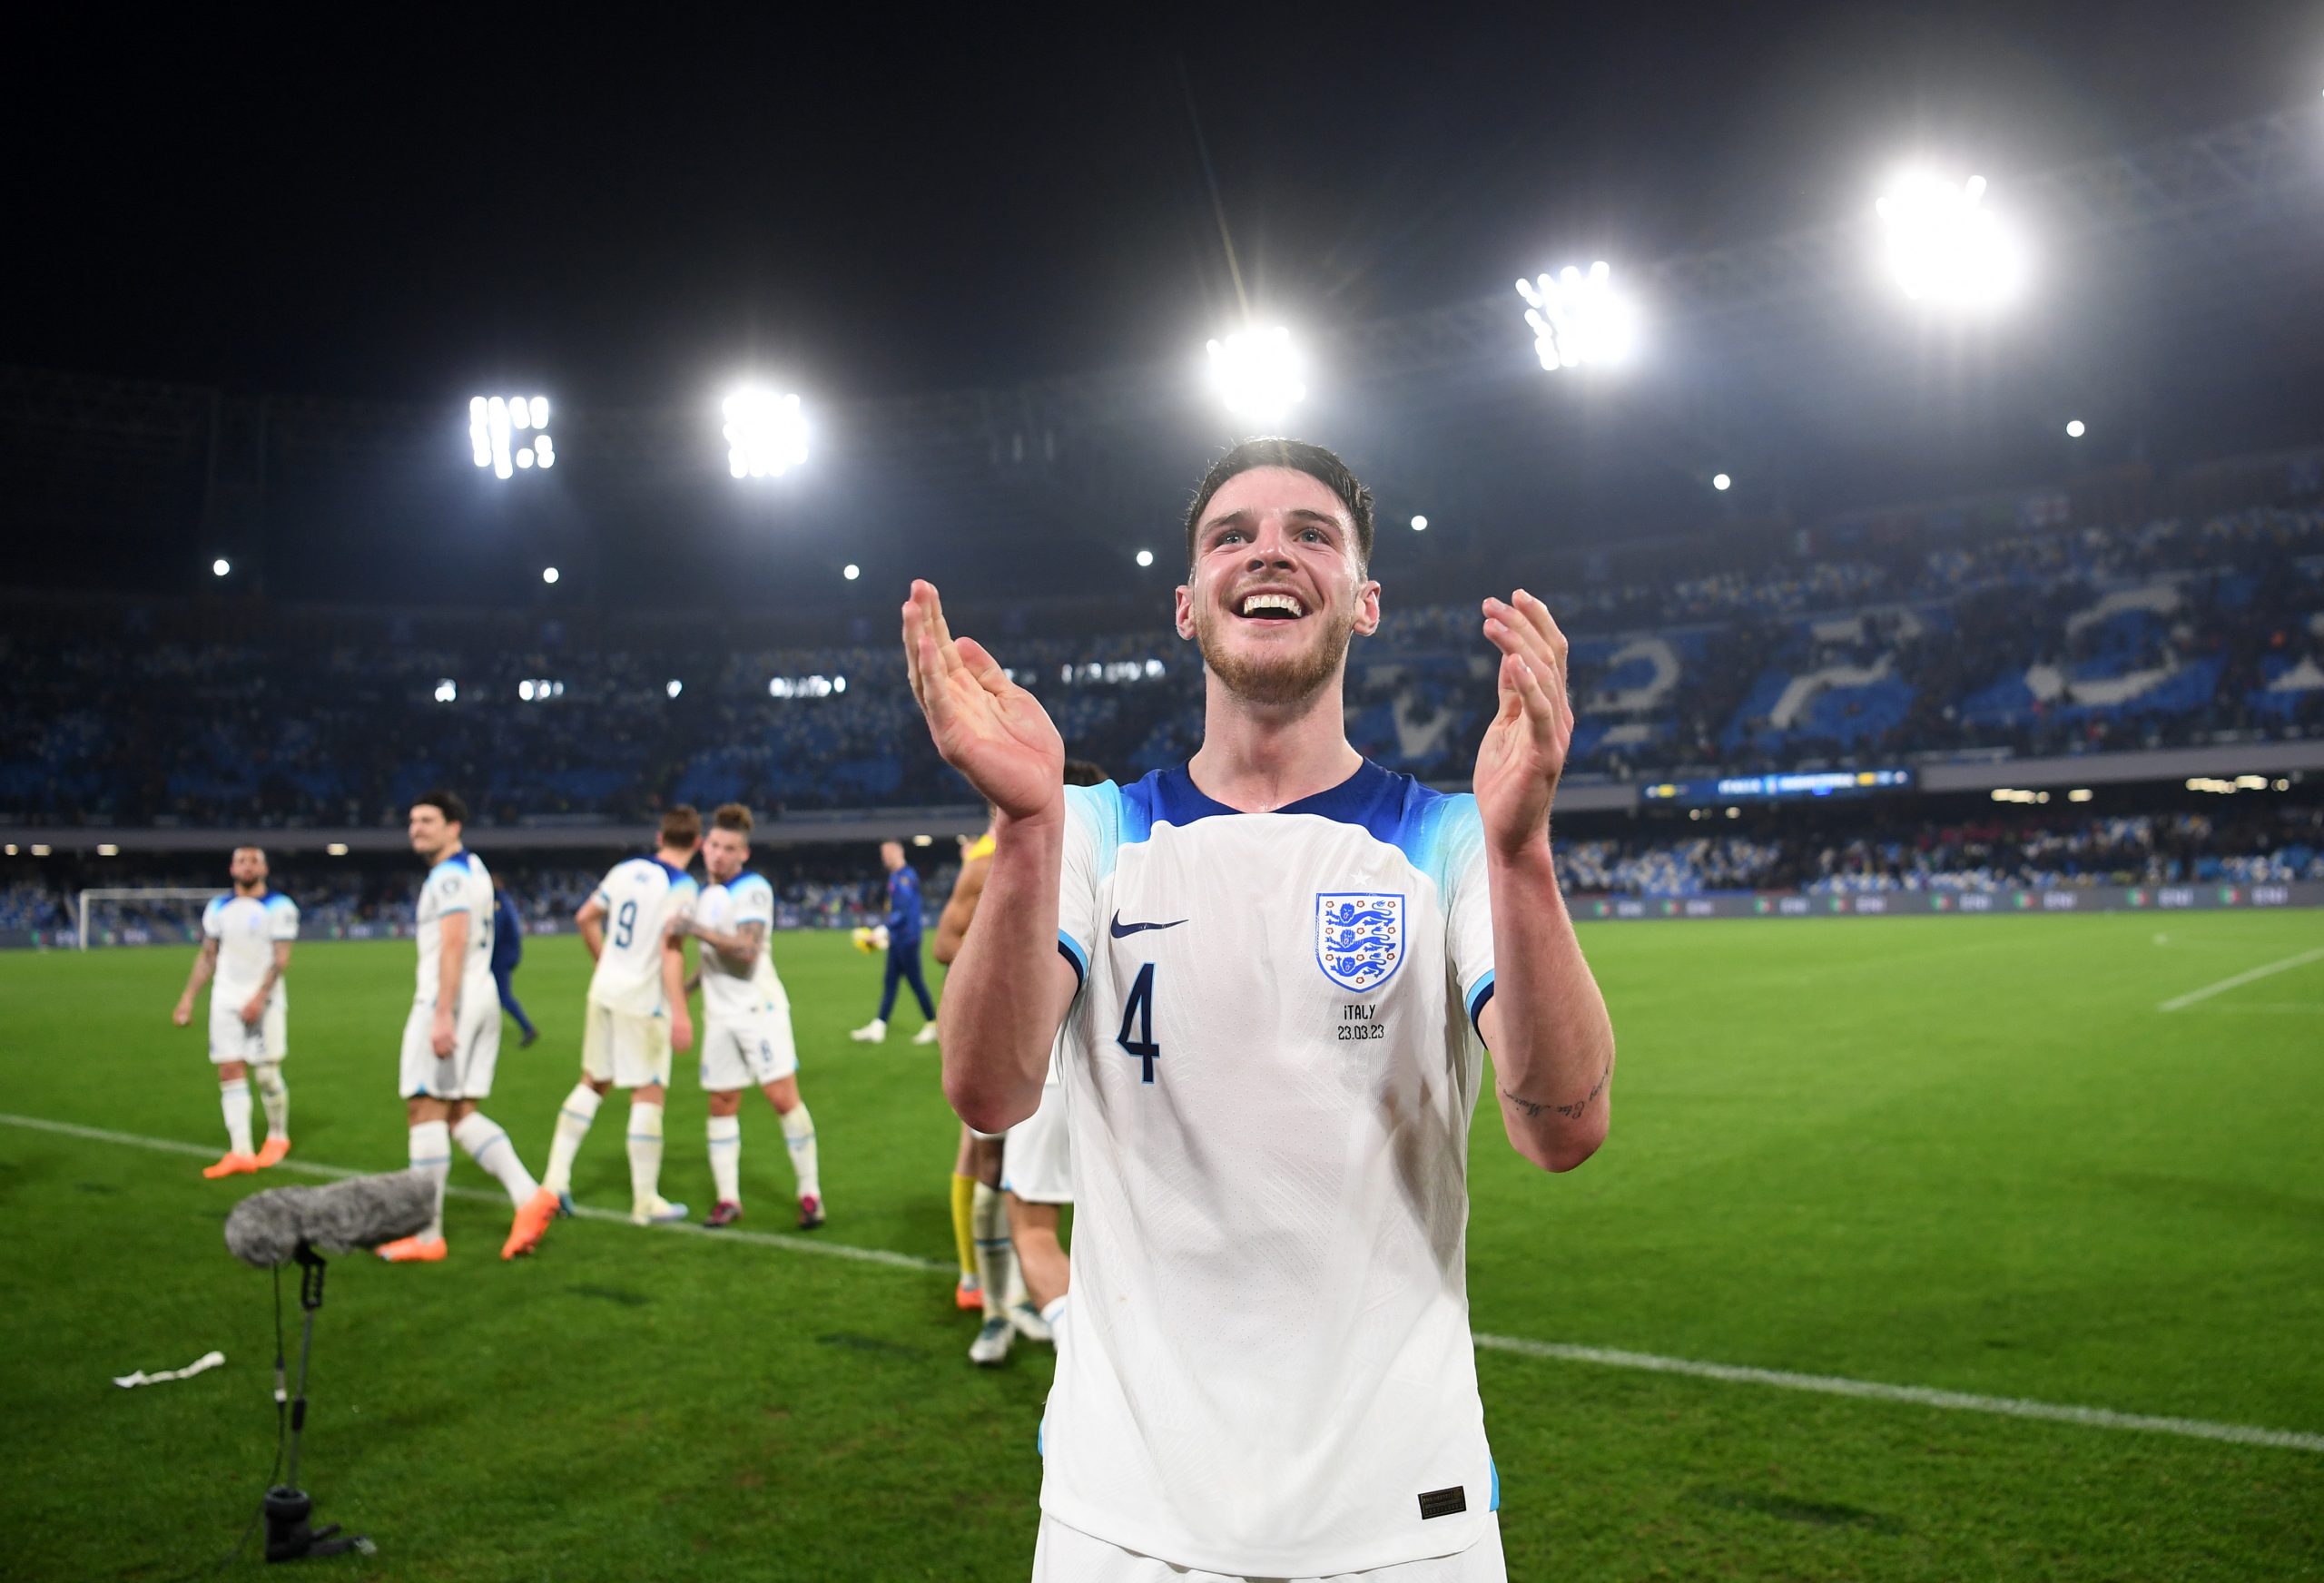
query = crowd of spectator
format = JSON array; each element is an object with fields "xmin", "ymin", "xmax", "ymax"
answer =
[{"xmin": 4, "ymin": 499, "xmax": 2320, "ymax": 831}]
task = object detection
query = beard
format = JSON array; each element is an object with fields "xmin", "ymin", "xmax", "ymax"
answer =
[{"xmin": 1193, "ymin": 601, "xmax": 1354, "ymax": 707}]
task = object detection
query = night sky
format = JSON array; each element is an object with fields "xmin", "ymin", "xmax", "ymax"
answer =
[{"xmin": 11, "ymin": 4, "xmax": 2308, "ymax": 403}]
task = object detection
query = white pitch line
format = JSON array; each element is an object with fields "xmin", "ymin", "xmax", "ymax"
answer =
[
  {"xmin": 1471, "ymin": 1334, "xmax": 2324, "ymax": 1454},
  {"xmin": 2157, "ymin": 946, "xmax": 2324, "ymax": 1012},
  {"xmin": 6, "ymin": 1111, "xmax": 2320, "ymax": 1454}
]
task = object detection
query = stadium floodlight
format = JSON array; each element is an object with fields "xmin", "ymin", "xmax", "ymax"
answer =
[
  {"xmin": 1713, "ymin": 473, "xmax": 1732, "ymax": 492},
  {"xmin": 1873, "ymin": 172, "xmax": 2026, "ymax": 309},
  {"xmin": 1136, "ymin": 548, "xmax": 1155, "ymax": 567},
  {"xmin": 326, "ymin": 842, "xmax": 350, "ymax": 856},
  {"xmin": 1205, "ymin": 326, "xmax": 1305, "ymax": 422},
  {"xmin": 97, "ymin": 843, "xmax": 119, "ymax": 857},
  {"xmin": 2065, "ymin": 419, "xmax": 2086, "ymax": 438},
  {"xmin": 665, "ymin": 679, "xmax": 683, "ymax": 699},
  {"xmin": 469, "ymin": 395, "xmax": 555, "ymax": 478},
  {"xmin": 842, "ymin": 564, "xmax": 861, "ymax": 581},
  {"xmin": 1514, "ymin": 261, "xmax": 1637, "ymax": 371},
  {"xmin": 541, "ymin": 566, "xmax": 559, "ymax": 585},
  {"xmin": 433, "ymin": 679, "xmax": 458, "ymax": 703},
  {"xmin": 212, "ymin": 558, "xmax": 231, "ymax": 577},
  {"xmin": 1410, "ymin": 515, "xmax": 1427, "ymax": 532},
  {"xmin": 723, "ymin": 388, "xmax": 809, "ymax": 478}
]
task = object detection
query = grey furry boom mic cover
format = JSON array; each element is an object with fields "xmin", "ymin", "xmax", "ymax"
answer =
[{"xmin": 223, "ymin": 1173, "xmax": 437, "ymax": 1266}]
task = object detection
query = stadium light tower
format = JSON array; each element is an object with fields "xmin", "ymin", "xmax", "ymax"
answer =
[
  {"xmin": 468, "ymin": 395, "xmax": 555, "ymax": 479},
  {"xmin": 1205, "ymin": 326, "xmax": 1306, "ymax": 423},
  {"xmin": 1515, "ymin": 261, "xmax": 1637, "ymax": 371},
  {"xmin": 1874, "ymin": 172, "xmax": 2027, "ymax": 310},
  {"xmin": 723, "ymin": 388, "xmax": 809, "ymax": 478},
  {"xmin": 212, "ymin": 557, "xmax": 231, "ymax": 577}
]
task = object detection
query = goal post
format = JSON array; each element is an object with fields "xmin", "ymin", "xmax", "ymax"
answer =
[{"xmin": 76, "ymin": 889, "xmax": 218, "ymax": 951}]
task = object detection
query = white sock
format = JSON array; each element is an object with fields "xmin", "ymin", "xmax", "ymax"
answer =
[
  {"xmin": 707, "ymin": 1113, "xmax": 742, "ymax": 1205},
  {"xmin": 971, "ymin": 1182, "xmax": 1014, "ymax": 1321},
  {"xmin": 454, "ymin": 1111, "xmax": 539, "ymax": 1207},
  {"xmin": 626, "ymin": 1099, "xmax": 665, "ymax": 1211},
  {"xmin": 542, "ymin": 1084, "xmax": 601, "ymax": 1196},
  {"xmin": 409, "ymin": 1120, "xmax": 452, "ymax": 1241},
  {"xmin": 1040, "ymin": 1294, "xmax": 1068, "ymax": 1330},
  {"xmin": 252, "ymin": 1063, "xmax": 289, "ymax": 1142},
  {"xmin": 219, "ymin": 1078, "xmax": 253, "ymax": 1156},
  {"xmin": 780, "ymin": 1103, "xmax": 820, "ymax": 1202}
]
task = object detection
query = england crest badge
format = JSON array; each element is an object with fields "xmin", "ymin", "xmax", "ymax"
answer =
[{"xmin": 1315, "ymin": 892, "xmax": 1405, "ymax": 991}]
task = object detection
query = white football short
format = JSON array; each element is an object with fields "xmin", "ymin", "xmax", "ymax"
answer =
[
  {"xmin": 1030, "ymin": 1513, "xmax": 1505, "ymax": 1583},
  {"xmin": 208, "ymin": 990, "xmax": 288, "ymax": 1067},
  {"xmin": 582, "ymin": 999, "xmax": 673, "ymax": 1090},
  {"xmin": 398, "ymin": 996, "xmax": 501, "ymax": 1100},
  {"xmin": 699, "ymin": 1008, "xmax": 799, "ymax": 1091},
  {"xmin": 1000, "ymin": 1081, "xmax": 1072, "ymax": 1204}
]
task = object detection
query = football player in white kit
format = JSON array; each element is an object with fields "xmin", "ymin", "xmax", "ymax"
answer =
[
  {"xmin": 902, "ymin": 438, "xmax": 1617, "ymax": 1581},
  {"xmin": 682, "ymin": 803, "xmax": 823, "ymax": 1230},
  {"xmin": 377, "ymin": 792, "xmax": 562, "ymax": 1263},
  {"xmin": 538, "ymin": 806, "xmax": 701, "ymax": 1224},
  {"xmin": 172, "ymin": 846, "xmax": 298, "ymax": 1178}
]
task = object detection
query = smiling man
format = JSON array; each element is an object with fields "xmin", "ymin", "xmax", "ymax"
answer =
[{"xmin": 901, "ymin": 437, "xmax": 1617, "ymax": 1581}]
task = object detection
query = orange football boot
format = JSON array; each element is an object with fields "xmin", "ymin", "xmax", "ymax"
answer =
[
  {"xmin": 202, "ymin": 1152, "xmax": 260, "ymax": 1180},
  {"xmin": 502, "ymin": 1187, "xmax": 559, "ymax": 1261},
  {"xmin": 254, "ymin": 1136, "xmax": 292, "ymax": 1168},
  {"xmin": 376, "ymin": 1235, "xmax": 448, "ymax": 1263}
]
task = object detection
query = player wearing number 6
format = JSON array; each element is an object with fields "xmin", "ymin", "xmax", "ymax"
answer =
[
  {"xmin": 902, "ymin": 438, "xmax": 1617, "ymax": 1582},
  {"xmin": 539, "ymin": 807, "xmax": 703, "ymax": 1224}
]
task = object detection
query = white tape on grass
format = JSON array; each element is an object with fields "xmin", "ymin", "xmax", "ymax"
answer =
[
  {"xmin": 2156, "ymin": 945, "xmax": 2324, "ymax": 1011},
  {"xmin": 7, "ymin": 1111, "xmax": 2319, "ymax": 1454}
]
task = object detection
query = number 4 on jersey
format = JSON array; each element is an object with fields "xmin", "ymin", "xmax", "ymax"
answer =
[{"xmin": 1116, "ymin": 962, "xmax": 1160, "ymax": 1084}]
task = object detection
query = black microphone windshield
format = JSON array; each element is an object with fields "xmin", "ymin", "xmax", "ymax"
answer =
[{"xmin": 223, "ymin": 1173, "xmax": 437, "ymax": 1267}]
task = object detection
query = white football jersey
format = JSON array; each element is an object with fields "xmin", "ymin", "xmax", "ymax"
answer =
[
  {"xmin": 1041, "ymin": 761, "xmax": 1499, "ymax": 1577},
  {"xmin": 586, "ymin": 856, "xmax": 697, "ymax": 1017},
  {"xmin": 694, "ymin": 872, "xmax": 782, "ymax": 1022},
  {"xmin": 414, "ymin": 850, "xmax": 493, "ymax": 1009},
  {"xmin": 202, "ymin": 890, "xmax": 299, "ymax": 1002}
]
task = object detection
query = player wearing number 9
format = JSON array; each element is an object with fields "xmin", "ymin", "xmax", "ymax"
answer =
[
  {"xmin": 534, "ymin": 807, "xmax": 704, "ymax": 1226},
  {"xmin": 901, "ymin": 438, "xmax": 1617, "ymax": 1580}
]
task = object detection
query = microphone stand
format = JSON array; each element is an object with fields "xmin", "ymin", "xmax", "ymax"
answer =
[{"xmin": 263, "ymin": 1244, "xmax": 367, "ymax": 1562}]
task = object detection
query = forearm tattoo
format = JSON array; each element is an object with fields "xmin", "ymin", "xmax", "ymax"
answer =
[{"xmin": 1502, "ymin": 1058, "xmax": 1610, "ymax": 1121}]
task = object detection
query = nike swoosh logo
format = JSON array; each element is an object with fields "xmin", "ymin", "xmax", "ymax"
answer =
[{"xmin": 1110, "ymin": 911, "xmax": 1187, "ymax": 938}]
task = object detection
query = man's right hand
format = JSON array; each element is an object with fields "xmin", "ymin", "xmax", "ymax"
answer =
[
  {"xmin": 901, "ymin": 581, "xmax": 1064, "ymax": 824},
  {"xmin": 431, "ymin": 1009, "xmax": 456, "ymax": 1058},
  {"xmin": 172, "ymin": 998, "xmax": 192, "ymax": 1027}
]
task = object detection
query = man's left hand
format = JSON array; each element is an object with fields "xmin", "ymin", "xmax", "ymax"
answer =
[
  {"xmin": 1473, "ymin": 590, "xmax": 1574, "ymax": 859},
  {"xmin": 240, "ymin": 992, "xmax": 266, "ymax": 1027}
]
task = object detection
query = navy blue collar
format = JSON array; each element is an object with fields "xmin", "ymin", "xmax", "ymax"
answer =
[{"xmin": 1149, "ymin": 757, "xmax": 1401, "ymax": 826}]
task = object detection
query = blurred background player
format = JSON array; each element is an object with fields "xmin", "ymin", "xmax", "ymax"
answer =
[
  {"xmin": 490, "ymin": 874, "xmax": 539, "ymax": 1048},
  {"xmin": 684, "ymin": 803, "xmax": 823, "ymax": 1230},
  {"xmin": 378, "ymin": 792, "xmax": 559, "ymax": 1263},
  {"xmin": 540, "ymin": 806, "xmax": 701, "ymax": 1224},
  {"xmin": 849, "ymin": 840, "xmax": 938, "ymax": 1045},
  {"xmin": 1000, "ymin": 761, "xmax": 1108, "ymax": 1332},
  {"xmin": 171, "ymin": 845, "xmax": 298, "ymax": 1178},
  {"xmin": 931, "ymin": 820, "xmax": 1001, "ymax": 1318}
]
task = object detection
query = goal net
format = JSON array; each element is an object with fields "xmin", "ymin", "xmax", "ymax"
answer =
[{"xmin": 76, "ymin": 888, "xmax": 217, "ymax": 951}]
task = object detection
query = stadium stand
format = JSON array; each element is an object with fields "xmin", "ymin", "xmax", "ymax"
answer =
[{"xmin": 5, "ymin": 503, "xmax": 2320, "ymax": 830}]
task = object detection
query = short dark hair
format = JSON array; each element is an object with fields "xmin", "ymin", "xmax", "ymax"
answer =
[
  {"xmin": 1183, "ymin": 438, "xmax": 1374, "ymax": 572},
  {"xmin": 413, "ymin": 789, "xmax": 467, "ymax": 826},
  {"xmin": 660, "ymin": 805, "xmax": 703, "ymax": 849},
  {"xmin": 1063, "ymin": 759, "xmax": 1106, "ymax": 788},
  {"xmin": 711, "ymin": 802, "xmax": 753, "ymax": 836}
]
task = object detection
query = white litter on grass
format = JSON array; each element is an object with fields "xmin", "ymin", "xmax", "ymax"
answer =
[{"xmin": 114, "ymin": 1351, "xmax": 224, "ymax": 1389}]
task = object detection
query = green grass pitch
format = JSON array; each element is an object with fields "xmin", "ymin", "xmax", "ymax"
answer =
[{"xmin": 3, "ymin": 911, "xmax": 2320, "ymax": 1580}]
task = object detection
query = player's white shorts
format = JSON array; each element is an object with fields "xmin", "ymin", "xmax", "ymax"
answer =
[
  {"xmin": 1030, "ymin": 1512, "xmax": 1505, "ymax": 1582},
  {"xmin": 208, "ymin": 991, "xmax": 288, "ymax": 1067},
  {"xmin": 699, "ymin": 1008, "xmax": 798, "ymax": 1091},
  {"xmin": 399, "ymin": 997, "xmax": 500, "ymax": 1100},
  {"xmin": 1001, "ymin": 1081, "xmax": 1072, "ymax": 1204},
  {"xmin": 582, "ymin": 998, "xmax": 673, "ymax": 1090}
]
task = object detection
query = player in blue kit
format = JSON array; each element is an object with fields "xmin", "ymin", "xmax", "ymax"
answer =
[
  {"xmin": 901, "ymin": 438, "xmax": 1617, "ymax": 1581},
  {"xmin": 849, "ymin": 841, "xmax": 940, "ymax": 1045}
]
